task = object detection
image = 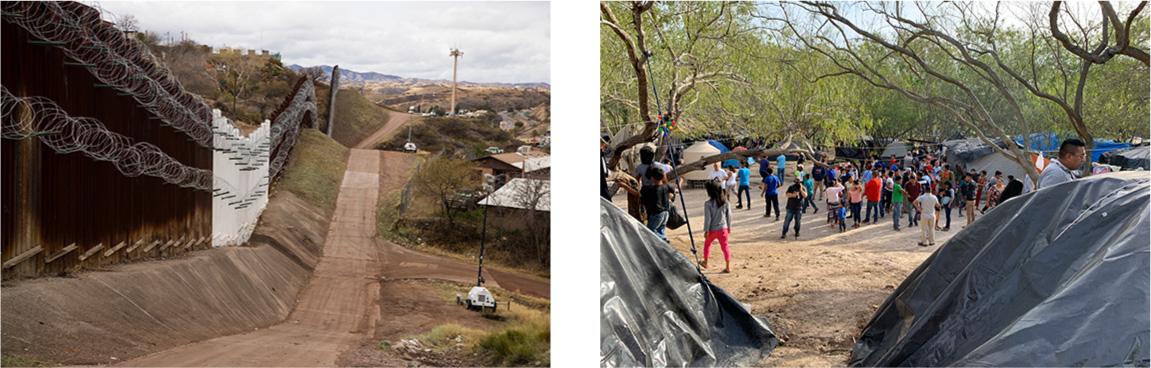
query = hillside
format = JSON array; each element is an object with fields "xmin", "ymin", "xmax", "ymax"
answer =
[
  {"xmin": 378, "ymin": 115, "xmax": 524, "ymax": 158},
  {"xmin": 325, "ymin": 88, "xmax": 395, "ymax": 147}
]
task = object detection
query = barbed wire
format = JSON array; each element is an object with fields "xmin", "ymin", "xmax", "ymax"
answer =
[
  {"xmin": 2, "ymin": 2, "xmax": 213, "ymax": 147},
  {"xmin": 268, "ymin": 80, "xmax": 316, "ymax": 179},
  {"xmin": 1, "ymin": 85, "xmax": 212, "ymax": 190}
]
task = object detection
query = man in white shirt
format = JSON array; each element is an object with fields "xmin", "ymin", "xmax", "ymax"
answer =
[
  {"xmin": 914, "ymin": 188, "xmax": 941, "ymax": 246},
  {"xmin": 1038, "ymin": 139, "xmax": 1086, "ymax": 189}
]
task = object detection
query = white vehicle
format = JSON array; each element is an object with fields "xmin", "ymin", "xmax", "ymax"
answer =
[
  {"xmin": 486, "ymin": 146, "xmax": 504, "ymax": 154},
  {"xmin": 458, "ymin": 286, "xmax": 497, "ymax": 312}
]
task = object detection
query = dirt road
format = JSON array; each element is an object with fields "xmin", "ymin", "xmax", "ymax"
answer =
[
  {"xmin": 616, "ymin": 183, "xmax": 968, "ymax": 366},
  {"xmin": 122, "ymin": 149, "xmax": 545, "ymax": 366},
  {"xmin": 355, "ymin": 112, "xmax": 413, "ymax": 149}
]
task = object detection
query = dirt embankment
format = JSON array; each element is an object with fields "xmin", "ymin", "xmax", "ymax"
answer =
[{"xmin": 0, "ymin": 191, "xmax": 330, "ymax": 366}]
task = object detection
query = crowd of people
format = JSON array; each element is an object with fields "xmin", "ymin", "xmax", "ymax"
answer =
[{"xmin": 606, "ymin": 138, "xmax": 1090, "ymax": 274}]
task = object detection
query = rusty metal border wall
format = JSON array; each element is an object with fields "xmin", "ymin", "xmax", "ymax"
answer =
[{"xmin": 1, "ymin": 19, "xmax": 212, "ymax": 279}]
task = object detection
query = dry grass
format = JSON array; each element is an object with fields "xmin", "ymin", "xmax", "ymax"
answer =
[
  {"xmin": 329, "ymin": 89, "xmax": 393, "ymax": 147},
  {"xmin": 274, "ymin": 129, "xmax": 349, "ymax": 215}
]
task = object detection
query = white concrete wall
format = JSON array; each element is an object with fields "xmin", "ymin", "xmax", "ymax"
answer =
[{"xmin": 211, "ymin": 110, "xmax": 271, "ymax": 247}]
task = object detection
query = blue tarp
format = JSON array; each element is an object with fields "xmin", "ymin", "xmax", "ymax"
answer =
[
  {"xmin": 708, "ymin": 139, "xmax": 731, "ymax": 153},
  {"xmin": 1014, "ymin": 133, "xmax": 1130, "ymax": 162}
]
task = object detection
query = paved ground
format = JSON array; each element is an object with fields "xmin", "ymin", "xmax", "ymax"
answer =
[
  {"xmin": 122, "ymin": 149, "xmax": 546, "ymax": 367},
  {"xmin": 355, "ymin": 112, "xmax": 413, "ymax": 149}
]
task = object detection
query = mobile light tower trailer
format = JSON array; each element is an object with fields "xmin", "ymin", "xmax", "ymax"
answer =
[{"xmin": 458, "ymin": 205, "xmax": 496, "ymax": 312}]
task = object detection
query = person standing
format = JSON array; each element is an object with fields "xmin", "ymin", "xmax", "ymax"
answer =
[
  {"xmin": 724, "ymin": 165, "xmax": 738, "ymax": 202},
  {"xmin": 904, "ymin": 173, "xmax": 922, "ymax": 229},
  {"xmin": 864, "ymin": 174, "xmax": 882, "ymax": 224},
  {"xmin": 960, "ymin": 174, "xmax": 977, "ymax": 225},
  {"xmin": 802, "ymin": 172, "xmax": 818, "ymax": 214},
  {"xmin": 891, "ymin": 176, "xmax": 906, "ymax": 231},
  {"xmin": 701, "ymin": 181, "xmax": 734, "ymax": 273},
  {"xmin": 735, "ymin": 162, "xmax": 753, "ymax": 209},
  {"xmin": 776, "ymin": 153, "xmax": 787, "ymax": 181},
  {"xmin": 758, "ymin": 154, "xmax": 772, "ymax": 181},
  {"xmin": 640, "ymin": 167, "xmax": 673, "ymax": 242},
  {"xmin": 781, "ymin": 177, "xmax": 805, "ymax": 239},
  {"xmin": 882, "ymin": 170, "xmax": 894, "ymax": 217},
  {"xmin": 811, "ymin": 162, "xmax": 827, "ymax": 201},
  {"xmin": 999, "ymin": 175, "xmax": 1025, "ymax": 204},
  {"xmin": 984, "ymin": 179, "xmax": 1005, "ymax": 213},
  {"xmin": 848, "ymin": 179, "xmax": 864, "ymax": 228},
  {"xmin": 975, "ymin": 170, "xmax": 988, "ymax": 208},
  {"xmin": 761, "ymin": 166, "xmax": 781, "ymax": 220},
  {"xmin": 939, "ymin": 181, "xmax": 954, "ymax": 231},
  {"xmin": 708, "ymin": 162, "xmax": 727, "ymax": 183},
  {"xmin": 824, "ymin": 179, "xmax": 845, "ymax": 225},
  {"xmin": 981, "ymin": 171, "xmax": 1002, "ymax": 212},
  {"xmin": 914, "ymin": 188, "xmax": 941, "ymax": 246},
  {"xmin": 1038, "ymin": 138, "xmax": 1087, "ymax": 189}
]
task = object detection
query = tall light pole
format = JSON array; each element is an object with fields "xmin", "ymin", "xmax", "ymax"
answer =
[{"xmin": 449, "ymin": 48, "xmax": 463, "ymax": 116}]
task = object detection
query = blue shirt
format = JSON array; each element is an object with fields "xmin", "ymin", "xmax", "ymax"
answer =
[
  {"xmin": 764, "ymin": 174, "xmax": 780, "ymax": 196},
  {"xmin": 862, "ymin": 170, "xmax": 873, "ymax": 183},
  {"xmin": 777, "ymin": 154, "xmax": 786, "ymax": 169},
  {"xmin": 758, "ymin": 159, "xmax": 772, "ymax": 177},
  {"xmin": 738, "ymin": 168, "xmax": 751, "ymax": 186}
]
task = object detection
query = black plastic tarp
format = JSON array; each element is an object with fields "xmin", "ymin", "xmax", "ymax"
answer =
[
  {"xmin": 1103, "ymin": 145, "xmax": 1150, "ymax": 171},
  {"xmin": 850, "ymin": 171, "xmax": 1150, "ymax": 367},
  {"xmin": 600, "ymin": 198, "xmax": 778, "ymax": 367},
  {"xmin": 942, "ymin": 137, "xmax": 1020, "ymax": 163}
]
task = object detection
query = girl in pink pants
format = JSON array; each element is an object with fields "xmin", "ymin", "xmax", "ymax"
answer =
[{"xmin": 702, "ymin": 180, "xmax": 734, "ymax": 273}]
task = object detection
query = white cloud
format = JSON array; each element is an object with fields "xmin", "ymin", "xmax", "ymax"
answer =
[{"xmin": 94, "ymin": 1, "xmax": 550, "ymax": 83}]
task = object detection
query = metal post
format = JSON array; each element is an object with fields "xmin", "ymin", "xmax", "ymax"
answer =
[
  {"xmin": 326, "ymin": 65, "xmax": 340, "ymax": 136},
  {"xmin": 477, "ymin": 205, "xmax": 488, "ymax": 287}
]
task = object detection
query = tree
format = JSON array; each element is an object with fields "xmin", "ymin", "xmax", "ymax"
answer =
[
  {"xmin": 117, "ymin": 14, "xmax": 139, "ymax": 33},
  {"xmin": 601, "ymin": 2, "xmax": 755, "ymax": 168},
  {"xmin": 300, "ymin": 66, "xmax": 327, "ymax": 84},
  {"xmin": 511, "ymin": 178, "xmax": 550, "ymax": 266},
  {"xmin": 762, "ymin": 2, "xmax": 1117, "ymax": 184},
  {"xmin": 211, "ymin": 52, "xmax": 260, "ymax": 115},
  {"xmin": 413, "ymin": 156, "xmax": 478, "ymax": 223}
]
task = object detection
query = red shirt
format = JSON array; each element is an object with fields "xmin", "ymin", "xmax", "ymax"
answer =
[{"xmin": 865, "ymin": 178, "xmax": 882, "ymax": 201}]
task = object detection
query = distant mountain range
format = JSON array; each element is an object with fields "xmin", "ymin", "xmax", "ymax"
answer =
[{"xmin": 287, "ymin": 64, "xmax": 549, "ymax": 89}]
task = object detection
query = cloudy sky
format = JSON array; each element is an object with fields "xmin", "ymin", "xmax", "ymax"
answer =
[{"xmin": 96, "ymin": 1, "xmax": 550, "ymax": 84}]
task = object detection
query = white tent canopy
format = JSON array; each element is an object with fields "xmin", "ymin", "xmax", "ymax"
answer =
[{"xmin": 682, "ymin": 141, "xmax": 722, "ymax": 181}]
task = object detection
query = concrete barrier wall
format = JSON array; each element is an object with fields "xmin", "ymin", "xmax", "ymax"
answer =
[{"xmin": 212, "ymin": 113, "xmax": 271, "ymax": 246}]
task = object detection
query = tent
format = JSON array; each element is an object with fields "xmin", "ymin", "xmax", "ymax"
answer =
[
  {"xmin": 962, "ymin": 151, "xmax": 1041, "ymax": 183},
  {"xmin": 601, "ymin": 199, "xmax": 778, "ymax": 366},
  {"xmin": 1014, "ymin": 133, "xmax": 1131, "ymax": 162},
  {"xmin": 880, "ymin": 140, "xmax": 909, "ymax": 158},
  {"xmin": 707, "ymin": 139, "xmax": 731, "ymax": 153},
  {"xmin": 682, "ymin": 141, "xmax": 723, "ymax": 181},
  {"xmin": 1101, "ymin": 145, "xmax": 1150, "ymax": 170},
  {"xmin": 850, "ymin": 172, "xmax": 1149, "ymax": 366},
  {"xmin": 942, "ymin": 138, "xmax": 1021, "ymax": 164}
]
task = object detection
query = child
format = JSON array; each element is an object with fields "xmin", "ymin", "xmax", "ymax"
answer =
[
  {"xmin": 837, "ymin": 204, "xmax": 848, "ymax": 232},
  {"xmin": 640, "ymin": 166, "xmax": 672, "ymax": 242},
  {"xmin": 702, "ymin": 180, "xmax": 733, "ymax": 273}
]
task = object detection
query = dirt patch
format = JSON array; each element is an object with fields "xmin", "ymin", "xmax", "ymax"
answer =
[
  {"xmin": 616, "ymin": 184, "xmax": 965, "ymax": 366},
  {"xmin": 0, "ymin": 191, "xmax": 329, "ymax": 366},
  {"xmin": 338, "ymin": 279, "xmax": 548, "ymax": 367}
]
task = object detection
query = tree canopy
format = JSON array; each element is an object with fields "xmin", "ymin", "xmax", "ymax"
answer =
[{"xmin": 601, "ymin": 1, "xmax": 1149, "ymax": 182}]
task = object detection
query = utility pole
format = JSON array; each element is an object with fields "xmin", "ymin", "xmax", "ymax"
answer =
[{"xmin": 449, "ymin": 48, "xmax": 463, "ymax": 116}]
